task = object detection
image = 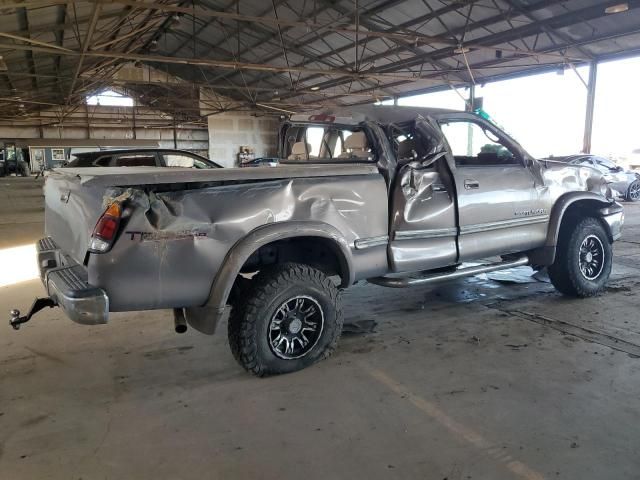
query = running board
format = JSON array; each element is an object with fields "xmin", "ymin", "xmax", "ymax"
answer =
[{"xmin": 367, "ymin": 256, "xmax": 529, "ymax": 288}]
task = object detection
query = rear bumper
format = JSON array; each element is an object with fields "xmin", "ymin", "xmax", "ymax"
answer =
[{"xmin": 37, "ymin": 237, "xmax": 109, "ymax": 325}]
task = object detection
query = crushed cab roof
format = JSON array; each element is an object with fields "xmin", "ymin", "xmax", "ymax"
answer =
[{"xmin": 288, "ymin": 105, "xmax": 462, "ymax": 125}]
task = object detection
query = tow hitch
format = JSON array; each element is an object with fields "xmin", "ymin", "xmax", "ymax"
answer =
[{"xmin": 10, "ymin": 297, "xmax": 56, "ymax": 330}]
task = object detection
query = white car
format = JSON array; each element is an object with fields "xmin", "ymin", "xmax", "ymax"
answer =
[{"xmin": 556, "ymin": 154, "xmax": 640, "ymax": 202}]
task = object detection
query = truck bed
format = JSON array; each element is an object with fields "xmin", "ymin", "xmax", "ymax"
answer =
[
  {"xmin": 59, "ymin": 164, "xmax": 381, "ymax": 187},
  {"xmin": 43, "ymin": 164, "xmax": 390, "ymax": 312}
]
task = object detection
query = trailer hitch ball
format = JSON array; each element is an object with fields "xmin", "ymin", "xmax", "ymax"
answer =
[
  {"xmin": 10, "ymin": 309, "xmax": 21, "ymax": 330},
  {"xmin": 9, "ymin": 298, "xmax": 56, "ymax": 330}
]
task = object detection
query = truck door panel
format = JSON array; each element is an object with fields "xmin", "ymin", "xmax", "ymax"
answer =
[
  {"xmin": 388, "ymin": 121, "xmax": 458, "ymax": 273},
  {"xmin": 440, "ymin": 117, "xmax": 548, "ymax": 260},
  {"xmin": 390, "ymin": 164, "xmax": 457, "ymax": 272}
]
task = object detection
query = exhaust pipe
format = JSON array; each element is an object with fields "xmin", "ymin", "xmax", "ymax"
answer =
[{"xmin": 173, "ymin": 308, "xmax": 188, "ymax": 334}]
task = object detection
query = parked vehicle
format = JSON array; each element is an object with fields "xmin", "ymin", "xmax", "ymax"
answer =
[
  {"xmin": 240, "ymin": 157, "xmax": 279, "ymax": 167},
  {"xmin": 65, "ymin": 148, "xmax": 221, "ymax": 169},
  {"xmin": 0, "ymin": 146, "xmax": 30, "ymax": 177},
  {"xmin": 549, "ymin": 154, "xmax": 640, "ymax": 202},
  {"xmin": 11, "ymin": 106, "xmax": 624, "ymax": 376}
]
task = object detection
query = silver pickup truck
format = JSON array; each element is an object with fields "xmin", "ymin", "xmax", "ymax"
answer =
[{"xmin": 11, "ymin": 106, "xmax": 624, "ymax": 376}]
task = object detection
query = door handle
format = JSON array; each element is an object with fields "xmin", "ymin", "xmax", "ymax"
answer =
[{"xmin": 464, "ymin": 179, "xmax": 480, "ymax": 190}]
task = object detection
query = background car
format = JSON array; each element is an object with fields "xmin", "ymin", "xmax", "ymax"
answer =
[
  {"xmin": 552, "ymin": 154, "xmax": 640, "ymax": 202},
  {"xmin": 0, "ymin": 149, "xmax": 31, "ymax": 177},
  {"xmin": 239, "ymin": 157, "xmax": 280, "ymax": 167},
  {"xmin": 64, "ymin": 149, "xmax": 221, "ymax": 169}
]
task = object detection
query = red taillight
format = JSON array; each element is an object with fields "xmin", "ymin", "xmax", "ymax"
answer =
[{"xmin": 89, "ymin": 202, "xmax": 122, "ymax": 253}]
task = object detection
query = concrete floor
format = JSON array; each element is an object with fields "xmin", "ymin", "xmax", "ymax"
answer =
[{"xmin": 1, "ymin": 176, "xmax": 640, "ymax": 480}]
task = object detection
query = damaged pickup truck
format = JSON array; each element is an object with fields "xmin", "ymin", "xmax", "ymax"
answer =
[{"xmin": 11, "ymin": 106, "xmax": 624, "ymax": 376}]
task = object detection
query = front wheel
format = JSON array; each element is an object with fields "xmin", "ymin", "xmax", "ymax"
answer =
[
  {"xmin": 548, "ymin": 217, "xmax": 612, "ymax": 297},
  {"xmin": 228, "ymin": 263, "xmax": 343, "ymax": 376}
]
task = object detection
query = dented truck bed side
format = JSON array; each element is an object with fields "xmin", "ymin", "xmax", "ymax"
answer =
[{"xmin": 44, "ymin": 165, "xmax": 389, "ymax": 320}]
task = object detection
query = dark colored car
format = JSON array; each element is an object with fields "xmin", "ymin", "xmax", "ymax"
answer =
[
  {"xmin": 65, "ymin": 149, "xmax": 221, "ymax": 169},
  {"xmin": 239, "ymin": 157, "xmax": 279, "ymax": 167},
  {"xmin": 0, "ymin": 149, "xmax": 31, "ymax": 177},
  {"xmin": 551, "ymin": 154, "xmax": 640, "ymax": 202}
]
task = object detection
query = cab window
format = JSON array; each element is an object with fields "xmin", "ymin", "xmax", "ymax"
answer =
[
  {"xmin": 440, "ymin": 120, "xmax": 519, "ymax": 166},
  {"xmin": 389, "ymin": 123, "xmax": 439, "ymax": 167},
  {"xmin": 285, "ymin": 125, "xmax": 373, "ymax": 163}
]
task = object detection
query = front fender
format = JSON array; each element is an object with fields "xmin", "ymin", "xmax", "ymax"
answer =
[
  {"xmin": 184, "ymin": 221, "xmax": 354, "ymax": 335},
  {"xmin": 529, "ymin": 192, "xmax": 620, "ymax": 266},
  {"xmin": 545, "ymin": 192, "xmax": 616, "ymax": 247}
]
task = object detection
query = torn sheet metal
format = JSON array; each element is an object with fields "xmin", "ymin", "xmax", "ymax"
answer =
[{"xmin": 84, "ymin": 174, "xmax": 389, "ymax": 312}]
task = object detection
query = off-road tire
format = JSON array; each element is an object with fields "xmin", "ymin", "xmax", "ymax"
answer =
[
  {"xmin": 228, "ymin": 263, "xmax": 343, "ymax": 377},
  {"xmin": 548, "ymin": 217, "xmax": 612, "ymax": 297},
  {"xmin": 625, "ymin": 180, "xmax": 640, "ymax": 202}
]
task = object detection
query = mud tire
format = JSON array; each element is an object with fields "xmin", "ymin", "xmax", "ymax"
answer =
[
  {"xmin": 228, "ymin": 263, "xmax": 343, "ymax": 377},
  {"xmin": 548, "ymin": 217, "xmax": 612, "ymax": 297}
]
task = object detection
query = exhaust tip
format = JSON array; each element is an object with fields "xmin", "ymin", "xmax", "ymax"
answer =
[{"xmin": 173, "ymin": 308, "xmax": 187, "ymax": 334}]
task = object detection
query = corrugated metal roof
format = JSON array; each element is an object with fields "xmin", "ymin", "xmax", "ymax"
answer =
[{"xmin": 0, "ymin": 0, "xmax": 639, "ymax": 121}]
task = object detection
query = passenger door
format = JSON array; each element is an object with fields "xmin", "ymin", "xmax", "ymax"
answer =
[
  {"xmin": 439, "ymin": 116, "xmax": 548, "ymax": 260},
  {"xmin": 388, "ymin": 120, "xmax": 458, "ymax": 273}
]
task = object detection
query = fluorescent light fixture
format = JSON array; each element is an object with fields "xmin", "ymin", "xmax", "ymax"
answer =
[{"xmin": 605, "ymin": 3, "xmax": 629, "ymax": 13}]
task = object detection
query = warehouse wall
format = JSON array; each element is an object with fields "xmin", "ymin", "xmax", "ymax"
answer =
[
  {"xmin": 205, "ymin": 113, "xmax": 280, "ymax": 167},
  {"xmin": 0, "ymin": 110, "xmax": 208, "ymax": 156},
  {"xmin": 200, "ymin": 90, "xmax": 280, "ymax": 167}
]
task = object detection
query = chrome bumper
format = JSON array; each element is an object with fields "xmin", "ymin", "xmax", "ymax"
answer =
[
  {"xmin": 37, "ymin": 237, "xmax": 109, "ymax": 325},
  {"xmin": 600, "ymin": 204, "xmax": 624, "ymax": 241}
]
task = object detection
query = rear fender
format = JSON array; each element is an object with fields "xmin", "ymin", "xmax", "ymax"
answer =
[{"xmin": 184, "ymin": 221, "xmax": 354, "ymax": 334}]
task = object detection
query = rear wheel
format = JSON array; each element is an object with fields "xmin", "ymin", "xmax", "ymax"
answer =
[
  {"xmin": 548, "ymin": 217, "xmax": 612, "ymax": 297},
  {"xmin": 228, "ymin": 263, "xmax": 343, "ymax": 376},
  {"xmin": 626, "ymin": 180, "xmax": 640, "ymax": 202}
]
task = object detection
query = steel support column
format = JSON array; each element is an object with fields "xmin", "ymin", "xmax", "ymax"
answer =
[
  {"xmin": 466, "ymin": 83, "xmax": 475, "ymax": 156},
  {"xmin": 582, "ymin": 61, "xmax": 598, "ymax": 154},
  {"xmin": 173, "ymin": 121, "xmax": 177, "ymax": 149}
]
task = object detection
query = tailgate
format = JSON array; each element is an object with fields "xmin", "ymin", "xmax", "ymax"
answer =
[{"xmin": 44, "ymin": 170, "xmax": 106, "ymax": 264}]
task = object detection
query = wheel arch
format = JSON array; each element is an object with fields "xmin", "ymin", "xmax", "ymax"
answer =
[
  {"xmin": 184, "ymin": 221, "xmax": 354, "ymax": 335},
  {"xmin": 529, "ymin": 192, "xmax": 615, "ymax": 266}
]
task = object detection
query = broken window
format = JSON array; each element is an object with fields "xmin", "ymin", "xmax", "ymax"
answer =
[{"xmin": 439, "ymin": 120, "xmax": 518, "ymax": 166}]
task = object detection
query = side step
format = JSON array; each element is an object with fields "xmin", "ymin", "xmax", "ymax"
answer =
[{"xmin": 367, "ymin": 256, "xmax": 529, "ymax": 288}]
